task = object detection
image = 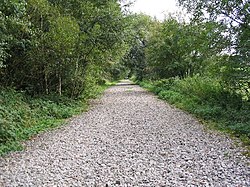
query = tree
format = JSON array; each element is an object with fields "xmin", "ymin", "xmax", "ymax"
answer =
[
  {"xmin": 121, "ymin": 14, "xmax": 157, "ymax": 80},
  {"xmin": 145, "ymin": 16, "xmax": 228, "ymax": 79},
  {"xmin": 0, "ymin": 0, "xmax": 32, "ymax": 85},
  {"xmin": 177, "ymin": 0, "xmax": 250, "ymax": 97},
  {"xmin": 0, "ymin": 0, "xmax": 130, "ymax": 97}
]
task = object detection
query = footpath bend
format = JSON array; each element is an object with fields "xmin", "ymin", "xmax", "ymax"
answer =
[{"xmin": 0, "ymin": 80, "xmax": 249, "ymax": 186}]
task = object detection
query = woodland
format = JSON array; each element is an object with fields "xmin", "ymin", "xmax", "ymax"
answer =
[{"xmin": 0, "ymin": 0, "xmax": 249, "ymax": 154}]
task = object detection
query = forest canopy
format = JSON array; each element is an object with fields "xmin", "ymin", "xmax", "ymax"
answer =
[
  {"xmin": 0, "ymin": 0, "xmax": 130, "ymax": 97},
  {"xmin": 1, "ymin": 0, "xmax": 249, "ymax": 98}
]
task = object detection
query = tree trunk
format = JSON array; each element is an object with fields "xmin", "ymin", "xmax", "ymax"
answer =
[
  {"xmin": 58, "ymin": 74, "xmax": 62, "ymax": 96},
  {"xmin": 45, "ymin": 71, "xmax": 49, "ymax": 95}
]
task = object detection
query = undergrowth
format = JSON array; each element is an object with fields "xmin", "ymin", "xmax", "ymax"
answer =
[
  {"xmin": 0, "ymin": 82, "xmax": 112, "ymax": 156},
  {"xmin": 139, "ymin": 76, "xmax": 250, "ymax": 152}
]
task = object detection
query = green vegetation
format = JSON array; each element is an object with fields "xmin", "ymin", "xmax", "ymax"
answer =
[
  {"xmin": 139, "ymin": 78, "xmax": 250, "ymax": 146},
  {"xmin": 0, "ymin": 0, "xmax": 127, "ymax": 155},
  {"xmin": 0, "ymin": 0, "xmax": 249, "ymax": 155},
  {"xmin": 0, "ymin": 0, "xmax": 128, "ymax": 96},
  {"xmin": 0, "ymin": 83, "xmax": 110, "ymax": 156},
  {"xmin": 123, "ymin": 1, "xmax": 250, "ymax": 148}
]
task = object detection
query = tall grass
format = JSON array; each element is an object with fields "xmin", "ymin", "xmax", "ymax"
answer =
[{"xmin": 139, "ymin": 76, "xmax": 250, "ymax": 148}]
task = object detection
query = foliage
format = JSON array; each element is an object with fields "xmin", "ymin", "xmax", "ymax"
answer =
[
  {"xmin": 0, "ymin": 0, "xmax": 131, "ymax": 156},
  {"xmin": 125, "ymin": 7, "xmax": 249, "ymax": 149},
  {"xmin": 0, "ymin": 0, "xmax": 31, "ymax": 77},
  {"xmin": 139, "ymin": 77, "xmax": 250, "ymax": 145},
  {"xmin": 0, "ymin": 0, "xmax": 128, "ymax": 97},
  {"xmin": 0, "ymin": 83, "xmax": 109, "ymax": 155},
  {"xmin": 0, "ymin": 0, "xmax": 249, "ymax": 155},
  {"xmin": 177, "ymin": 0, "xmax": 250, "ymax": 91},
  {"xmin": 146, "ymin": 18, "xmax": 229, "ymax": 79},
  {"xmin": 120, "ymin": 14, "xmax": 158, "ymax": 80}
]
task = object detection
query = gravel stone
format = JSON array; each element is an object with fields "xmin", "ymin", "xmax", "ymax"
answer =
[{"xmin": 0, "ymin": 80, "xmax": 249, "ymax": 186}]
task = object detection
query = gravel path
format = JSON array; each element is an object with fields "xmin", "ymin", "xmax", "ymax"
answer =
[{"xmin": 0, "ymin": 80, "xmax": 249, "ymax": 186}]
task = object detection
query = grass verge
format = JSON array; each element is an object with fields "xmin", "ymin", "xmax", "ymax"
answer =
[
  {"xmin": 138, "ymin": 77, "xmax": 250, "ymax": 156},
  {"xmin": 0, "ymin": 82, "xmax": 113, "ymax": 156}
]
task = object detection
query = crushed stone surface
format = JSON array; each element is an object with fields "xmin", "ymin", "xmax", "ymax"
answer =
[{"xmin": 0, "ymin": 80, "xmax": 249, "ymax": 186}]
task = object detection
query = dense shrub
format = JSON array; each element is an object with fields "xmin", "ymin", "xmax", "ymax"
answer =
[
  {"xmin": 0, "ymin": 85, "xmax": 108, "ymax": 155},
  {"xmin": 172, "ymin": 76, "xmax": 243, "ymax": 109},
  {"xmin": 152, "ymin": 78, "xmax": 177, "ymax": 94}
]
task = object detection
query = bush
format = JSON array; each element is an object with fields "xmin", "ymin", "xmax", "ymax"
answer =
[
  {"xmin": 158, "ymin": 90, "xmax": 183, "ymax": 103},
  {"xmin": 0, "ymin": 88, "xmax": 89, "ymax": 155},
  {"xmin": 152, "ymin": 78, "xmax": 176, "ymax": 94},
  {"xmin": 173, "ymin": 76, "xmax": 243, "ymax": 109}
]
